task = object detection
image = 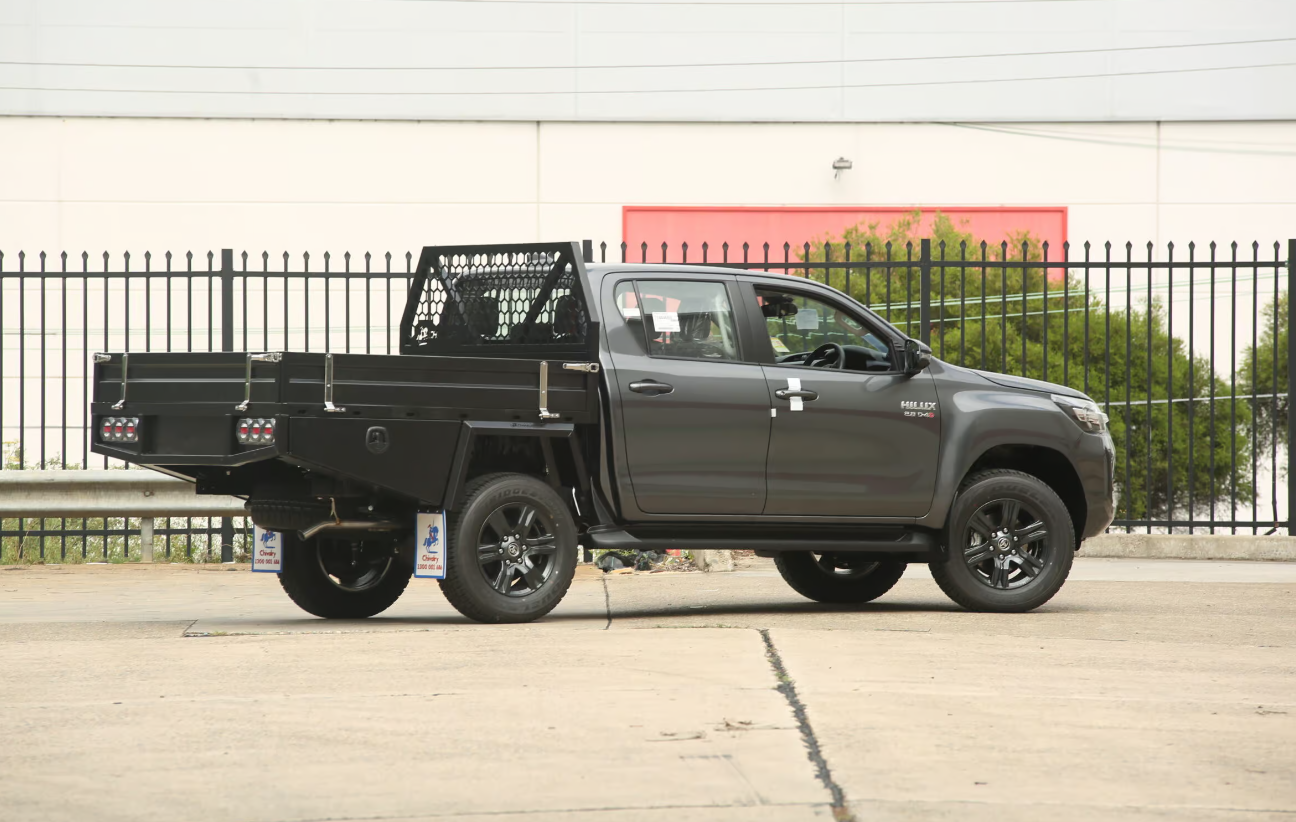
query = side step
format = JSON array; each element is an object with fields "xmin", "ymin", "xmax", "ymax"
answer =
[{"xmin": 585, "ymin": 525, "xmax": 943, "ymax": 561}]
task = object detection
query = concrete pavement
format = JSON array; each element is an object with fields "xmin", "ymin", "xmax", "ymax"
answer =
[{"xmin": 1, "ymin": 558, "xmax": 1294, "ymax": 821}]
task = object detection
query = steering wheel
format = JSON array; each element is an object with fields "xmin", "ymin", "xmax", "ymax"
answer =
[{"xmin": 807, "ymin": 342, "xmax": 845, "ymax": 370}]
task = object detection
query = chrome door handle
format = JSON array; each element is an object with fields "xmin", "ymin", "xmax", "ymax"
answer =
[
  {"xmin": 775, "ymin": 389, "xmax": 819, "ymax": 401},
  {"xmin": 628, "ymin": 380, "xmax": 674, "ymax": 396}
]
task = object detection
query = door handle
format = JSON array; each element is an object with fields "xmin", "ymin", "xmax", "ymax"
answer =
[
  {"xmin": 775, "ymin": 389, "xmax": 819, "ymax": 401},
  {"xmin": 629, "ymin": 380, "xmax": 674, "ymax": 396}
]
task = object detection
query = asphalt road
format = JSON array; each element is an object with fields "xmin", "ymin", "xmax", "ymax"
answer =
[{"xmin": 1, "ymin": 557, "xmax": 1294, "ymax": 822}]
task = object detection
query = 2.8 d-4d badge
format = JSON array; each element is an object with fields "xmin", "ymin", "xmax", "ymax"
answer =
[{"xmin": 901, "ymin": 400, "xmax": 937, "ymax": 418}]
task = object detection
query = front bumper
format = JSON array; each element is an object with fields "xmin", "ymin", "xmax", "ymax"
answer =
[{"xmin": 1079, "ymin": 431, "xmax": 1117, "ymax": 540}]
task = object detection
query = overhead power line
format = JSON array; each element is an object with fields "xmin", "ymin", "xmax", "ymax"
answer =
[
  {"xmin": 1, "ymin": 36, "xmax": 1290, "ymax": 73},
  {"xmin": 0, "ymin": 60, "xmax": 1291, "ymax": 97}
]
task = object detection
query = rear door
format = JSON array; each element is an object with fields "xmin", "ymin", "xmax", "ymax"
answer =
[{"xmin": 606, "ymin": 276, "xmax": 772, "ymax": 515}]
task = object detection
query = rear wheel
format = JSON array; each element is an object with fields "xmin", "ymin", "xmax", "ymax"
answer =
[
  {"xmin": 929, "ymin": 469, "xmax": 1075, "ymax": 613},
  {"xmin": 438, "ymin": 473, "xmax": 578, "ymax": 624},
  {"xmin": 279, "ymin": 532, "xmax": 412, "ymax": 618},
  {"xmin": 774, "ymin": 552, "xmax": 907, "ymax": 604}
]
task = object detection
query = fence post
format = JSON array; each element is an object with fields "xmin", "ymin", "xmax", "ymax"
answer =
[
  {"xmin": 140, "ymin": 517, "xmax": 154, "ymax": 563},
  {"xmin": 220, "ymin": 249, "xmax": 236, "ymax": 562},
  {"xmin": 1288, "ymin": 239, "xmax": 1295, "ymax": 534},
  {"xmin": 919, "ymin": 238, "xmax": 932, "ymax": 345},
  {"xmin": 581, "ymin": 239, "xmax": 593, "ymax": 264}
]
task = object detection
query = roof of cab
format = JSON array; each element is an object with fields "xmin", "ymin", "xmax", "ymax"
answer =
[{"xmin": 586, "ymin": 262, "xmax": 814, "ymax": 287}]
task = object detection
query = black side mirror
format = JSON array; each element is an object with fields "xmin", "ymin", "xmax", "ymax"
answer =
[{"xmin": 903, "ymin": 339, "xmax": 932, "ymax": 375}]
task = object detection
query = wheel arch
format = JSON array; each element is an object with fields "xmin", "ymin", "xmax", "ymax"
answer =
[
  {"xmin": 444, "ymin": 422, "xmax": 586, "ymax": 514},
  {"xmin": 961, "ymin": 444, "xmax": 1086, "ymax": 548}
]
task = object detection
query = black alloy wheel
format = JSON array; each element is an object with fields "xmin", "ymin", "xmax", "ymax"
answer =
[
  {"xmin": 279, "ymin": 532, "xmax": 412, "ymax": 619},
  {"xmin": 439, "ymin": 473, "xmax": 578, "ymax": 624},
  {"xmin": 475, "ymin": 501, "xmax": 559, "ymax": 597},
  {"xmin": 774, "ymin": 551, "xmax": 907, "ymax": 604},
  {"xmin": 929, "ymin": 469, "xmax": 1075, "ymax": 613},
  {"xmin": 962, "ymin": 498, "xmax": 1050, "ymax": 590},
  {"xmin": 316, "ymin": 536, "xmax": 394, "ymax": 592}
]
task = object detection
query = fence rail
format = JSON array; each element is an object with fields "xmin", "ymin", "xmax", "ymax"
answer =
[
  {"xmin": 597, "ymin": 237, "xmax": 1293, "ymax": 535},
  {"xmin": 0, "ymin": 238, "xmax": 1291, "ymax": 558}
]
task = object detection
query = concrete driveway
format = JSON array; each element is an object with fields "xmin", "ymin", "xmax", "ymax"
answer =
[{"xmin": 1, "ymin": 557, "xmax": 1294, "ymax": 822}]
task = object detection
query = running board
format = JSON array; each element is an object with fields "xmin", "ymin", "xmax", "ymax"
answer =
[{"xmin": 585, "ymin": 525, "xmax": 942, "ymax": 560}]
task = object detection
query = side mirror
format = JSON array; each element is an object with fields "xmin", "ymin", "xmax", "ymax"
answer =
[{"xmin": 903, "ymin": 339, "xmax": 932, "ymax": 375}]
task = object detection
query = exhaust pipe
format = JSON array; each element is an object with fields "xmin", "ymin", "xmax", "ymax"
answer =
[{"xmin": 299, "ymin": 519, "xmax": 402, "ymax": 541}]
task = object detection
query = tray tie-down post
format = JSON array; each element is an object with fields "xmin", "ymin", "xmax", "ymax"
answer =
[
  {"xmin": 324, "ymin": 353, "xmax": 346, "ymax": 413},
  {"xmin": 112, "ymin": 353, "xmax": 130, "ymax": 410},
  {"xmin": 92, "ymin": 353, "xmax": 131, "ymax": 410},
  {"xmin": 538, "ymin": 361, "xmax": 599, "ymax": 420},
  {"xmin": 235, "ymin": 352, "xmax": 283, "ymax": 412},
  {"xmin": 538, "ymin": 361, "xmax": 560, "ymax": 420}
]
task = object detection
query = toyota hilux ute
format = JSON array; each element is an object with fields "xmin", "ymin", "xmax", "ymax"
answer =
[{"xmin": 91, "ymin": 241, "xmax": 1115, "ymax": 623}]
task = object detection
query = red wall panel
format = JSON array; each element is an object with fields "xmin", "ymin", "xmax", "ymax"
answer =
[{"xmin": 622, "ymin": 206, "xmax": 1067, "ymax": 263}]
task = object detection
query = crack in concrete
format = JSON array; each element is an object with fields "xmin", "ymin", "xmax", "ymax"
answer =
[
  {"xmin": 600, "ymin": 573, "xmax": 611, "ymax": 630},
  {"xmin": 760, "ymin": 628, "xmax": 854, "ymax": 822}
]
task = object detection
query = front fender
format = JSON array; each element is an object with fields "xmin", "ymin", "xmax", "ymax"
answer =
[{"xmin": 915, "ymin": 385, "xmax": 1088, "ymax": 531}]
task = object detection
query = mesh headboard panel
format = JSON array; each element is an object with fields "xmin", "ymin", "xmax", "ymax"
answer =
[{"xmin": 400, "ymin": 242, "xmax": 597, "ymax": 358}]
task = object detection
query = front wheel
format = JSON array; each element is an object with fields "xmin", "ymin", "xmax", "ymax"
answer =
[
  {"xmin": 774, "ymin": 552, "xmax": 907, "ymax": 604},
  {"xmin": 279, "ymin": 532, "xmax": 412, "ymax": 618},
  {"xmin": 929, "ymin": 469, "xmax": 1075, "ymax": 613}
]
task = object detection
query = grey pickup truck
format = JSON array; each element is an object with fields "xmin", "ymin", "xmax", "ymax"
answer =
[{"xmin": 91, "ymin": 241, "xmax": 1115, "ymax": 623}]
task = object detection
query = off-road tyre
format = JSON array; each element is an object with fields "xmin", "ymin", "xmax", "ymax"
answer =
[
  {"xmin": 930, "ymin": 469, "xmax": 1075, "ymax": 613},
  {"xmin": 773, "ymin": 553, "xmax": 907, "ymax": 604},
  {"xmin": 278, "ymin": 532, "xmax": 412, "ymax": 619},
  {"xmin": 438, "ymin": 472, "xmax": 578, "ymax": 624}
]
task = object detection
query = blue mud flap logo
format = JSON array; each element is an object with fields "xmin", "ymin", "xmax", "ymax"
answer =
[
  {"xmin": 252, "ymin": 526, "xmax": 283, "ymax": 573},
  {"xmin": 414, "ymin": 512, "xmax": 447, "ymax": 580}
]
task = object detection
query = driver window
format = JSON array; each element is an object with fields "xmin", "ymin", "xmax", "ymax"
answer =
[{"xmin": 756, "ymin": 287, "xmax": 893, "ymax": 372}]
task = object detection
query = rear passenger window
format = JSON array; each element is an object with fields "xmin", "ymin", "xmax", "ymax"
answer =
[{"xmin": 624, "ymin": 280, "xmax": 740, "ymax": 362}]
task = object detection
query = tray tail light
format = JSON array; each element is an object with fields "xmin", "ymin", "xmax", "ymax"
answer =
[
  {"xmin": 236, "ymin": 418, "xmax": 276, "ymax": 445},
  {"xmin": 98, "ymin": 417, "xmax": 140, "ymax": 443}
]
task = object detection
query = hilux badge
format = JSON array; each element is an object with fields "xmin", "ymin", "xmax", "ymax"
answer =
[{"xmin": 901, "ymin": 400, "xmax": 937, "ymax": 418}]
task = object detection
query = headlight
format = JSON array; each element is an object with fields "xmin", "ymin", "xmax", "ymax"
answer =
[{"xmin": 1051, "ymin": 394, "xmax": 1108, "ymax": 433}]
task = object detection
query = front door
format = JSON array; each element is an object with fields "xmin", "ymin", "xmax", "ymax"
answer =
[
  {"xmin": 606, "ymin": 276, "xmax": 771, "ymax": 515},
  {"xmin": 750, "ymin": 283, "xmax": 941, "ymax": 517}
]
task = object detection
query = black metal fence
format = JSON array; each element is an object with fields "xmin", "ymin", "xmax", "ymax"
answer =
[
  {"xmin": 0, "ymin": 239, "xmax": 1291, "ymax": 561},
  {"xmin": 0, "ymin": 248, "xmax": 413, "ymax": 563},
  {"xmin": 0, "ymin": 517, "xmax": 253, "ymax": 565},
  {"xmin": 596, "ymin": 237, "xmax": 1293, "ymax": 536}
]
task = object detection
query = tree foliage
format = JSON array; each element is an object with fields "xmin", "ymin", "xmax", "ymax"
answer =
[
  {"xmin": 798, "ymin": 211, "xmax": 1254, "ymax": 523},
  {"xmin": 1239, "ymin": 292, "xmax": 1289, "ymax": 465}
]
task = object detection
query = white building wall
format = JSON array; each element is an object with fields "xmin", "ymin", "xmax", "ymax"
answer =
[
  {"xmin": 2, "ymin": 0, "xmax": 1293, "ymax": 122},
  {"xmin": 1, "ymin": 117, "xmax": 1293, "ymax": 257}
]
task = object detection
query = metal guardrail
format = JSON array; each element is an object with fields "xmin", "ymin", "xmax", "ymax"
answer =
[
  {"xmin": 0, "ymin": 470, "xmax": 244, "ymax": 518},
  {"xmin": 0, "ymin": 470, "xmax": 245, "ymax": 563}
]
